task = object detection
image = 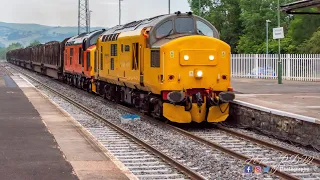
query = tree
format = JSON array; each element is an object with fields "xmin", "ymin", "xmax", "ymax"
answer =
[
  {"xmin": 0, "ymin": 43, "xmax": 24, "ymax": 59},
  {"xmin": 301, "ymin": 29, "xmax": 320, "ymax": 54},
  {"xmin": 29, "ymin": 40, "xmax": 41, "ymax": 46},
  {"xmin": 236, "ymin": 0, "xmax": 295, "ymax": 54},
  {"xmin": 0, "ymin": 47, "xmax": 7, "ymax": 59},
  {"xmin": 188, "ymin": 0, "xmax": 243, "ymax": 53},
  {"xmin": 283, "ymin": 7, "xmax": 320, "ymax": 53},
  {"xmin": 7, "ymin": 42, "xmax": 23, "ymax": 51},
  {"xmin": 186, "ymin": 0, "xmax": 320, "ymax": 54}
]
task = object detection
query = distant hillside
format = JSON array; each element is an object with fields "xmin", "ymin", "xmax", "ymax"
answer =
[{"xmin": 0, "ymin": 21, "xmax": 106, "ymax": 47}]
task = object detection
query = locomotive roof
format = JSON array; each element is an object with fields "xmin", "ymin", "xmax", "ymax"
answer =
[
  {"xmin": 102, "ymin": 14, "xmax": 169, "ymax": 35},
  {"xmin": 66, "ymin": 29, "xmax": 106, "ymax": 46},
  {"xmin": 100, "ymin": 12, "xmax": 201, "ymax": 36}
]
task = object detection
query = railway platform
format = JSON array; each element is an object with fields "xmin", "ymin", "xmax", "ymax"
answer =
[
  {"xmin": 229, "ymin": 78, "xmax": 320, "ymax": 149},
  {"xmin": 232, "ymin": 78, "xmax": 320, "ymax": 121},
  {"xmin": 0, "ymin": 63, "xmax": 131, "ymax": 180}
]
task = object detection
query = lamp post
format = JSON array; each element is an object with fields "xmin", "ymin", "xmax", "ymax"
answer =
[
  {"xmin": 169, "ymin": 0, "xmax": 170, "ymax": 14},
  {"xmin": 199, "ymin": 0, "xmax": 201, "ymax": 16},
  {"xmin": 277, "ymin": 0, "xmax": 282, "ymax": 84},
  {"xmin": 266, "ymin": 19, "xmax": 271, "ymax": 69},
  {"xmin": 119, "ymin": 0, "xmax": 123, "ymax": 25},
  {"xmin": 89, "ymin": 10, "xmax": 92, "ymax": 32},
  {"xmin": 266, "ymin": 20, "xmax": 271, "ymax": 55}
]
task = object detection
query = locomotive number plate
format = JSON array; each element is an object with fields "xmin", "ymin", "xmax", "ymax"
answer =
[
  {"xmin": 189, "ymin": 71, "xmax": 194, "ymax": 76},
  {"xmin": 170, "ymin": 51, "xmax": 174, "ymax": 58}
]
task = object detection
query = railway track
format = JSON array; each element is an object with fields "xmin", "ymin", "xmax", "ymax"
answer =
[
  {"xmin": 7, "ymin": 63, "xmax": 320, "ymax": 179},
  {"xmin": 180, "ymin": 126, "xmax": 320, "ymax": 180},
  {"xmin": 5, "ymin": 65, "xmax": 204, "ymax": 180},
  {"xmin": 87, "ymin": 127, "xmax": 189, "ymax": 179},
  {"xmin": 118, "ymin": 108, "xmax": 320, "ymax": 180}
]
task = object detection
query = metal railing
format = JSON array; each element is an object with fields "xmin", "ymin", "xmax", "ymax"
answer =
[{"xmin": 231, "ymin": 54, "xmax": 320, "ymax": 82}]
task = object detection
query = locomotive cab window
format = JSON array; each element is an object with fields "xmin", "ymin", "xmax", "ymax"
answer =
[
  {"xmin": 196, "ymin": 20, "xmax": 217, "ymax": 38},
  {"xmin": 89, "ymin": 33, "xmax": 100, "ymax": 46},
  {"xmin": 155, "ymin": 20, "xmax": 173, "ymax": 39},
  {"xmin": 175, "ymin": 17, "xmax": 194, "ymax": 34}
]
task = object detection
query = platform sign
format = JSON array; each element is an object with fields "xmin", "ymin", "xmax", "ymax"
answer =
[{"xmin": 273, "ymin": 27, "xmax": 284, "ymax": 39}]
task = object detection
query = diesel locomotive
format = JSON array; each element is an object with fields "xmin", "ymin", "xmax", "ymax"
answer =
[{"xmin": 7, "ymin": 11, "xmax": 235, "ymax": 123}]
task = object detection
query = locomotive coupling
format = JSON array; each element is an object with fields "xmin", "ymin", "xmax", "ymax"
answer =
[
  {"xmin": 218, "ymin": 91, "xmax": 235, "ymax": 103},
  {"xmin": 195, "ymin": 92, "xmax": 203, "ymax": 107}
]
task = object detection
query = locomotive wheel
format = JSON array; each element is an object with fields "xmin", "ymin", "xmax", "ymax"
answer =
[
  {"xmin": 70, "ymin": 77, "xmax": 73, "ymax": 86},
  {"xmin": 87, "ymin": 82, "xmax": 92, "ymax": 93},
  {"xmin": 103, "ymin": 90, "xmax": 107, "ymax": 99},
  {"xmin": 77, "ymin": 78, "xmax": 81, "ymax": 88},
  {"xmin": 80, "ymin": 79, "xmax": 84, "ymax": 89},
  {"xmin": 74, "ymin": 77, "xmax": 77, "ymax": 87},
  {"xmin": 152, "ymin": 100, "xmax": 162, "ymax": 118},
  {"xmin": 96, "ymin": 83, "xmax": 100, "ymax": 95}
]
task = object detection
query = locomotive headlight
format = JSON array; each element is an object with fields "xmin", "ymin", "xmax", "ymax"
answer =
[
  {"xmin": 184, "ymin": 55, "xmax": 189, "ymax": 60},
  {"xmin": 209, "ymin": 55, "xmax": 214, "ymax": 60},
  {"xmin": 196, "ymin": 70, "xmax": 203, "ymax": 78}
]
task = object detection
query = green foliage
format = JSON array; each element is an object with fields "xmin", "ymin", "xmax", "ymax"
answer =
[
  {"xmin": 0, "ymin": 42, "xmax": 24, "ymax": 59},
  {"xmin": 301, "ymin": 29, "xmax": 320, "ymax": 53},
  {"xmin": 29, "ymin": 40, "xmax": 41, "ymax": 46},
  {"xmin": 0, "ymin": 47, "xmax": 6, "ymax": 59},
  {"xmin": 188, "ymin": 0, "xmax": 243, "ymax": 53},
  {"xmin": 188, "ymin": 0, "xmax": 320, "ymax": 54},
  {"xmin": 7, "ymin": 42, "xmax": 23, "ymax": 51}
]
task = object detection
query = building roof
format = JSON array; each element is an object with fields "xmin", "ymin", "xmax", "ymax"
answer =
[{"xmin": 281, "ymin": 0, "xmax": 320, "ymax": 14}]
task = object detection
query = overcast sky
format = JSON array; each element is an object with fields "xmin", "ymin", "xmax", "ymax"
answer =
[{"xmin": 1, "ymin": 0, "xmax": 191, "ymax": 28}]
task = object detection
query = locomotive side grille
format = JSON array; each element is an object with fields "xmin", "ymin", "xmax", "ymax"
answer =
[
  {"xmin": 151, "ymin": 50, "xmax": 160, "ymax": 67},
  {"xmin": 111, "ymin": 44, "xmax": 117, "ymax": 56},
  {"xmin": 111, "ymin": 58, "xmax": 114, "ymax": 70},
  {"xmin": 87, "ymin": 52, "xmax": 90, "ymax": 71}
]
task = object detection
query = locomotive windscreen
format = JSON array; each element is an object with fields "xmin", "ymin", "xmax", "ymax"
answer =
[
  {"xmin": 196, "ymin": 20, "xmax": 217, "ymax": 38},
  {"xmin": 175, "ymin": 17, "xmax": 194, "ymax": 34},
  {"xmin": 89, "ymin": 33, "xmax": 100, "ymax": 46}
]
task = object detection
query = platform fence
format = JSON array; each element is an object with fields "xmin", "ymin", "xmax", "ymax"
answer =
[{"xmin": 231, "ymin": 54, "xmax": 320, "ymax": 82}]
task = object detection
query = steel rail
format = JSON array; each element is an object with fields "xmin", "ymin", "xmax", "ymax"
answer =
[
  {"xmin": 166, "ymin": 124, "xmax": 300, "ymax": 180},
  {"xmin": 14, "ymin": 69, "xmax": 206, "ymax": 180},
  {"xmin": 217, "ymin": 125, "xmax": 320, "ymax": 166},
  {"xmin": 109, "ymin": 105, "xmax": 300, "ymax": 180}
]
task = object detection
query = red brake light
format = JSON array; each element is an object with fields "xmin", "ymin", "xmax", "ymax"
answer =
[{"xmin": 162, "ymin": 91, "xmax": 170, "ymax": 100}]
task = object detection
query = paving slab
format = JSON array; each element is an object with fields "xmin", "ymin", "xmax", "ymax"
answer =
[
  {"xmin": 0, "ymin": 77, "xmax": 78, "ymax": 180},
  {"xmin": 10, "ymin": 74, "xmax": 134, "ymax": 180},
  {"xmin": 232, "ymin": 78, "xmax": 320, "ymax": 119},
  {"xmin": 0, "ymin": 62, "xmax": 135, "ymax": 180}
]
